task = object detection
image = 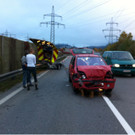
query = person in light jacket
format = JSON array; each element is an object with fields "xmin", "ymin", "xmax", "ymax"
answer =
[{"xmin": 26, "ymin": 49, "xmax": 38, "ymax": 90}]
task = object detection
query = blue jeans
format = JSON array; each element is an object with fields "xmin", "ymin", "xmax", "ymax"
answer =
[{"xmin": 22, "ymin": 65, "xmax": 31, "ymax": 86}]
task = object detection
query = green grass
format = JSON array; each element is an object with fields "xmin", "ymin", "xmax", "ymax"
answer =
[{"xmin": 0, "ymin": 75, "xmax": 23, "ymax": 92}]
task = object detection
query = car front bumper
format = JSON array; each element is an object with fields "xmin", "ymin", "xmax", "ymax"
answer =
[
  {"xmin": 112, "ymin": 68, "xmax": 135, "ymax": 75},
  {"xmin": 72, "ymin": 78, "xmax": 116, "ymax": 91}
]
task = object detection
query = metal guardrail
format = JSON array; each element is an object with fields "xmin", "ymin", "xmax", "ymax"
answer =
[
  {"xmin": 0, "ymin": 69, "xmax": 23, "ymax": 82},
  {"xmin": 56, "ymin": 55, "xmax": 67, "ymax": 61},
  {"xmin": 0, "ymin": 55, "xmax": 67, "ymax": 82}
]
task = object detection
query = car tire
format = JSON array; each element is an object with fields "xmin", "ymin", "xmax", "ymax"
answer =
[
  {"xmin": 73, "ymin": 87, "xmax": 79, "ymax": 94},
  {"xmin": 84, "ymin": 90, "xmax": 89, "ymax": 97},
  {"xmin": 56, "ymin": 64, "xmax": 61, "ymax": 70}
]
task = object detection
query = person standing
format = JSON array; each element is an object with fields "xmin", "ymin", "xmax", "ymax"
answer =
[
  {"xmin": 21, "ymin": 52, "xmax": 33, "ymax": 88},
  {"xmin": 26, "ymin": 48, "xmax": 38, "ymax": 90},
  {"xmin": 21, "ymin": 52, "xmax": 28, "ymax": 88}
]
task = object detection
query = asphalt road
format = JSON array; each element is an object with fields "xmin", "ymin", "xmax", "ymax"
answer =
[{"xmin": 0, "ymin": 56, "xmax": 135, "ymax": 134}]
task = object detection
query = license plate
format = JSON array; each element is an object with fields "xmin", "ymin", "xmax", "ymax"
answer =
[{"xmin": 123, "ymin": 70, "xmax": 131, "ymax": 73}]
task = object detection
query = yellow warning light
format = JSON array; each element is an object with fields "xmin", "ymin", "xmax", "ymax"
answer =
[
  {"xmin": 37, "ymin": 40, "xmax": 40, "ymax": 43},
  {"xmin": 42, "ymin": 41, "xmax": 45, "ymax": 45},
  {"xmin": 99, "ymin": 88, "xmax": 103, "ymax": 92},
  {"xmin": 47, "ymin": 42, "xmax": 50, "ymax": 45}
]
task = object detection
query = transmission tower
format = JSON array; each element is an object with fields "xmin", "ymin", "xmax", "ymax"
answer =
[
  {"xmin": 102, "ymin": 18, "xmax": 121, "ymax": 44},
  {"xmin": 40, "ymin": 5, "xmax": 65, "ymax": 44}
]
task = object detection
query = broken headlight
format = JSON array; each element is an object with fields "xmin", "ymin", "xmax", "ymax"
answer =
[{"xmin": 78, "ymin": 71, "xmax": 87, "ymax": 79}]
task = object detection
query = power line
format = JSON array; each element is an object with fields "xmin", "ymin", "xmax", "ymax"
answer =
[
  {"xmin": 123, "ymin": 19, "xmax": 135, "ymax": 30},
  {"xmin": 102, "ymin": 17, "xmax": 121, "ymax": 44},
  {"xmin": 73, "ymin": 10, "xmax": 120, "ymax": 28},
  {"xmin": 116, "ymin": 11, "xmax": 135, "ymax": 25},
  {"xmin": 61, "ymin": 0, "xmax": 89, "ymax": 17},
  {"xmin": 40, "ymin": 5, "xmax": 65, "ymax": 44},
  {"xmin": 60, "ymin": 0, "xmax": 114, "ymax": 29},
  {"xmin": 57, "ymin": 0, "xmax": 76, "ymax": 13},
  {"xmin": 113, "ymin": 8, "xmax": 125, "ymax": 21},
  {"xmin": 63, "ymin": 2, "xmax": 135, "ymax": 29},
  {"xmin": 65, "ymin": 0, "xmax": 111, "ymax": 21}
]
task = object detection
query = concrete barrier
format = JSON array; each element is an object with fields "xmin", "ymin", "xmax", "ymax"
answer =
[{"xmin": 0, "ymin": 36, "xmax": 34, "ymax": 75}]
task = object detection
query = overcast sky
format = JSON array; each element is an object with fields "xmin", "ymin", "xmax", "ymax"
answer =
[{"xmin": 0, "ymin": 0, "xmax": 135, "ymax": 47}]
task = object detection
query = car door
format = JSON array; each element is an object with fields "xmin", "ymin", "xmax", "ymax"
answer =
[
  {"xmin": 69, "ymin": 56, "xmax": 75, "ymax": 78},
  {"xmin": 106, "ymin": 53, "xmax": 112, "ymax": 65}
]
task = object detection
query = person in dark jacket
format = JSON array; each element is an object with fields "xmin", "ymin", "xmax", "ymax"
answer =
[{"xmin": 21, "ymin": 52, "xmax": 33, "ymax": 88}]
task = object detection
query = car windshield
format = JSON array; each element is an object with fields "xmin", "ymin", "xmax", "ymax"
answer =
[
  {"xmin": 77, "ymin": 56, "xmax": 106, "ymax": 66},
  {"xmin": 112, "ymin": 52, "xmax": 133, "ymax": 60},
  {"xmin": 72, "ymin": 49, "xmax": 93, "ymax": 54}
]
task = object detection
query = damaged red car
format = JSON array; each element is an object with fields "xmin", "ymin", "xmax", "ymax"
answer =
[{"xmin": 69, "ymin": 54, "xmax": 116, "ymax": 96}]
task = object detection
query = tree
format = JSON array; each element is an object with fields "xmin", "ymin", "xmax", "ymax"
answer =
[
  {"xmin": 119, "ymin": 31, "xmax": 133, "ymax": 42},
  {"xmin": 103, "ymin": 31, "xmax": 135, "ymax": 56},
  {"xmin": 127, "ymin": 32, "xmax": 133, "ymax": 40}
]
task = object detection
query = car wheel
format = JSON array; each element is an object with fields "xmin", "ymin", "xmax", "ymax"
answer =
[
  {"xmin": 56, "ymin": 64, "xmax": 61, "ymax": 70},
  {"xmin": 84, "ymin": 90, "xmax": 89, "ymax": 97},
  {"xmin": 73, "ymin": 87, "xmax": 79, "ymax": 94}
]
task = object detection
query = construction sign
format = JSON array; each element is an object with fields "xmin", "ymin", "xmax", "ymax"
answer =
[{"xmin": 30, "ymin": 38, "xmax": 58, "ymax": 64}]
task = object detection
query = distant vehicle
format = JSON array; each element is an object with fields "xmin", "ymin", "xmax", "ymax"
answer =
[
  {"xmin": 69, "ymin": 54, "xmax": 116, "ymax": 96},
  {"xmin": 30, "ymin": 38, "xmax": 62, "ymax": 70},
  {"xmin": 102, "ymin": 51, "xmax": 135, "ymax": 76},
  {"xmin": 94, "ymin": 52, "xmax": 101, "ymax": 56},
  {"xmin": 70, "ymin": 48, "xmax": 94, "ymax": 56}
]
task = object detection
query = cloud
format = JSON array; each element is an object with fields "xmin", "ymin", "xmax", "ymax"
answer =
[{"xmin": 0, "ymin": 0, "xmax": 135, "ymax": 47}]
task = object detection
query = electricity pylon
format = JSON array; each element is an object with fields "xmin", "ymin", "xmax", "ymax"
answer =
[
  {"xmin": 103, "ymin": 18, "xmax": 121, "ymax": 44},
  {"xmin": 40, "ymin": 5, "xmax": 65, "ymax": 44}
]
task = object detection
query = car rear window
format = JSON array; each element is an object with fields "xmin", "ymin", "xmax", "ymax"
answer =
[
  {"xmin": 72, "ymin": 49, "xmax": 93, "ymax": 54},
  {"xmin": 77, "ymin": 56, "xmax": 106, "ymax": 66}
]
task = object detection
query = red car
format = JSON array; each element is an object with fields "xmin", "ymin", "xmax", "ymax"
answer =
[{"xmin": 69, "ymin": 54, "xmax": 116, "ymax": 96}]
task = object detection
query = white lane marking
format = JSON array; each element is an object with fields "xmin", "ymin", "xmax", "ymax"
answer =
[
  {"xmin": 61, "ymin": 56, "xmax": 69, "ymax": 63},
  {"xmin": 0, "ymin": 87, "xmax": 23, "ymax": 105},
  {"xmin": 102, "ymin": 95, "xmax": 135, "ymax": 135},
  {"xmin": 37, "ymin": 70, "xmax": 49, "ymax": 79},
  {"xmin": 0, "ymin": 56, "xmax": 68, "ymax": 106},
  {"xmin": 0, "ymin": 70, "xmax": 49, "ymax": 106}
]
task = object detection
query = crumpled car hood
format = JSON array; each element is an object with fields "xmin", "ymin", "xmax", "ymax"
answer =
[{"xmin": 78, "ymin": 65, "xmax": 111, "ymax": 79}]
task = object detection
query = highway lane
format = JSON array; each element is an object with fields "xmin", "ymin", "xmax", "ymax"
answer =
[
  {"xmin": 109, "ymin": 75, "xmax": 135, "ymax": 133},
  {"xmin": 0, "ymin": 56, "xmax": 134, "ymax": 134}
]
